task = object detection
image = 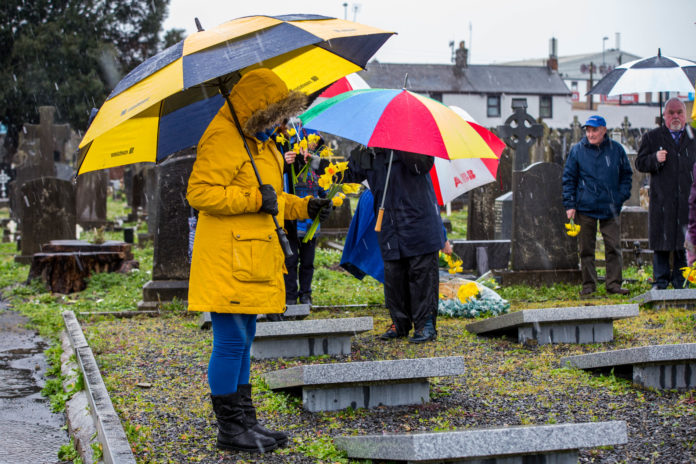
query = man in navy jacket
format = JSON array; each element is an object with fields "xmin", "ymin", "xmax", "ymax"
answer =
[{"xmin": 562, "ymin": 115, "xmax": 633, "ymax": 297}]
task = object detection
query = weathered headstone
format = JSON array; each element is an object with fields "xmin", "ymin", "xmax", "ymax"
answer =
[
  {"xmin": 16, "ymin": 177, "xmax": 76, "ymax": 264},
  {"xmin": 466, "ymin": 146, "xmax": 511, "ymax": 241},
  {"xmin": 570, "ymin": 116, "xmax": 583, "ymax": 145},
  {"xmin": 493, "ymin": 191, "xmax": 512, "ymax": 240},
  {"xmin": 138, "ymin": 152, "xmax": 195, "ymax": 309},
  {"xmin": 75, "ymin": 170, "xmax": 109, "ymax": 229},
  {"xmin": 318, "ymin": 200, "xmax": 352, "ymax": 238},
  {"xmin": 0, "ymin": 164, "xmax": 15, "ymax": 205}
]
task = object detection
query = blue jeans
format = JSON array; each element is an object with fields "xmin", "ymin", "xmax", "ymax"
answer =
[
  {"xmin": 653, "ymin": 250, "xmax": 686, "ymax": 289},
  {"xmin": 208, "ymin": 313, "xmax": 256, "ymax": 395}
]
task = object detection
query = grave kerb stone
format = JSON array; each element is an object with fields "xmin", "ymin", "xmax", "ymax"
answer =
[
  {"xmin": 560, "ymin": 343, "xmax": 696, "ymax": 390},
  {"xmin": 264, "ymin": 356, "xmax": 465, "ymax": 412},
  {"xmin": 466, "ymin": 304, "xmax": 639, "ymax": 345},
  {"xmin": 251, "ymin": 317, "xmax": 373, "ymax": 359},
  {"xmin": 334, "ymin": 421, "xmax": 628, "ymax": 463},
  {"xmin": 632, "ymin": 288, "xmax": 696, "ymax": 309}
]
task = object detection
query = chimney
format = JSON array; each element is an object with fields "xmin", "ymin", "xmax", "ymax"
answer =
[
  {"xmin": 453, "ymin": 40, "xmax": 468, "ymax": 76},
  {"xmin": 546, "ymin": 37, "xmax": 558, "ymax": 72}
]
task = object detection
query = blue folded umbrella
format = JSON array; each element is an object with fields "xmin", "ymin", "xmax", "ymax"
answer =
[{"xmin": 340, "ymin": 189, "xmax": 384, "ymax": 283}]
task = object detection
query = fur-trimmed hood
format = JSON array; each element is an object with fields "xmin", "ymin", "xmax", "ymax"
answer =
[{"xmin": 224, "ymin": 68, "xmax": 307, "ymax": 137}]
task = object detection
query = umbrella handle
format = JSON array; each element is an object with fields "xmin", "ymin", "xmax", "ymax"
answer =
[{"xmin": 375, "ymin": 208, "xmax": 385, "ymax": 232}]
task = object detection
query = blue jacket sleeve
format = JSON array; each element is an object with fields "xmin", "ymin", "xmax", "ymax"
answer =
[
  {"xmin": 617, "ymin": 144, "xmax": 633, "ymax": 204},
  {"xmin": 562, "ymin": 149, "xmax": 579, "ymax": 210}
]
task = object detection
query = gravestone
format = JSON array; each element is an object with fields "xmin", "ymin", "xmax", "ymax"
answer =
[
  {"xmin": 632, "ymin": 288, "xmax": 696, "ymax": 309},
  {"xmin": 138, "ymin": 152, "xmax": 195, "ymax": 310},
  {"xmin": 318, "ymin": 200, "xmax": 352, "ymax": 238},
  {"xmin": 16, "ymin": 177, "xmax": 76, "ymax": 264},
  {"xmin": 143, "ymin": 166, "xmax": 158, "ymax": 235},
  {"xmin": 466, "ymin": 147, "xmax": 511, "ymax": 240},
  {"xmin": 493, "ymin": 192, "xmax": 512, "ymax": 240},
  {"xmin": 510, "ymin": 162, "xmax": 578, "ymax": 273},
  {"xmin": 0, "ymin": 164, "xmax": 15, "ymax": 206},
  {"xmin": 570, "ymin": 116, "xmax": 583, "ymax": 145},
  {"xmin": 496, "ymin": 100, "xmax": 544, "ymax": 172},
  {"xmin": 76, "ymin": 170, "xmax": 109, "ymax": 229}
]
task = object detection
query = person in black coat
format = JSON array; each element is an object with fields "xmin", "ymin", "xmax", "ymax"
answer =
[
  {"xmin": 347, "ymin": 146, "xmax": 445, "ymax": 343},
  {"xmin": 635, "ymin": 98, "xmax": 696, "ymax": 289}
]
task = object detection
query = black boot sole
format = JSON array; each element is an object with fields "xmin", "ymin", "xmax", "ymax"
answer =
[{"xmin": 216, "ymin": 440, "xmax": 279, "ymax": 453}]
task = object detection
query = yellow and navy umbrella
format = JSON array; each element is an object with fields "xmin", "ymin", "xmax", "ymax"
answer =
[{"xmin": 76, "ymin": 14, "xmax": 394, "ymax": 175}]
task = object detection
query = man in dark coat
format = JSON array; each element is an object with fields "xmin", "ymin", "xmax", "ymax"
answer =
[
  {"xmin": 347, "ymin": 146, "xmax": 445, "ymax": 343},
  {"xmin": 636, "ymin": 98, "xmax": 696, "ymax": 289},
  {"xmin": 563, "ymin": 115, "xmax": 633, "ymax": 297}
]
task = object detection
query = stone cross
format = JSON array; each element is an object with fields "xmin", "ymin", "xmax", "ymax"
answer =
[
  {"xmin": 496, "ymin": 100, "xmax": 543, "ymax": 171},
  {"xmin": 0, "ymin": 168, "xmax": 11, "ymax": 199},
  {"xmin": 621, "ymin": 116, "xmax": 632, "ymax": 143},
  {"xmin": 570, "ymin": 116, "xmax": 583, "ymax": 145},
  {"xmin": 22, "ymin": 106, "xmax": 71, "ymax": 165}
]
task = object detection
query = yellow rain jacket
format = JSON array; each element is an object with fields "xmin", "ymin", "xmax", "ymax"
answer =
[{"xmin": 187, "ymin": 69, "xmax": 310, "ymax": 314}]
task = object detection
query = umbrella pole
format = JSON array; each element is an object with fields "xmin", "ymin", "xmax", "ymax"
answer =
[
  {"xmin": 659, "ymin": 91, "xmax": 663, "ymax": 125},
  {"xmin": 217, "ymin": 81, "xmax": 294, "ymax": 258},
  {"xmin": 375, "ymin": 149, "xmax": 394, "ymax": 232}
]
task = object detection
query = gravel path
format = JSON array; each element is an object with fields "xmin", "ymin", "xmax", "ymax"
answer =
[{"xmin": 80, "ymin": 307, "xmax": 696, "ymax": 463}]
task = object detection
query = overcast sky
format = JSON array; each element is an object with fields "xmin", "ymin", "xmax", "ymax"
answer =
[{"xmin": 162, "ymin": 0, "xmax": 696, "ymax": 65}]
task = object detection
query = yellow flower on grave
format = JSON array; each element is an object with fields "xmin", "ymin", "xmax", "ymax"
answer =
[
  {"xmin": 275, "ymin": 133, "xmax": 286, "ymax": 144},
  {"xmin": 332, "ymin": 192, "xmax": 345, "ymax": 207},
  {"xmin": 457, "ymin": 282, "xmax": 480, "ymax": 303},
  {"xmin": 680, "ymin": 266, "xmax": 696, "ymax": 285},
  {"xmin": 342, "ymin": 183, "xmax": 362, "ymax": 194}
]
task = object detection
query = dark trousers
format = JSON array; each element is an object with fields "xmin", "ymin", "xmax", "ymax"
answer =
[
  {"xmin": 284, "ymin": 235, "xmax": 317, "ymax": 302},
  {"xmin": 653, "ymin": 250, "xmax": 686, "ymax": 289},
  {"xmin": 576, "ymin": 213, "xmax": 622, "ymax": 291},
  {"xmin": 383, "ymin": 251, "xmax": 439, "ymax": 335}
]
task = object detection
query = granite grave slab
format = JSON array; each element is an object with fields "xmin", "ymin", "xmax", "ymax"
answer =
[
  {"xmin": 251, "ymin": 317, "xmax": 373, "ymax": 359},
  {"xmin": 334, "ymin": 421, "xmax": 627, "ymax": 463},
  {"xmin": 466, "ymin": 305, "xmax": 639, "ymax": 345},
  {"xmin": 264, "ymin": 356, "xmax": 465, "ymax": 412},
  {"xmin": 560, "ymin": 343, "xmax": 696, "ymax": 390},
  {"xmin": 632, "ymin": 288, "xmax": 696, "ymax": 309}
]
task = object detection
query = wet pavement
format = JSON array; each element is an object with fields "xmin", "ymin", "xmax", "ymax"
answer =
[{"xmin": 0, "ymin": 305, "xmax": 67, "ymax": 464}]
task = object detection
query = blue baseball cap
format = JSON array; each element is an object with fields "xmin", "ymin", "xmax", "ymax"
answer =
[{"xmin": 583, "ymin": 115, "xmax": 606, "ymax": 128}]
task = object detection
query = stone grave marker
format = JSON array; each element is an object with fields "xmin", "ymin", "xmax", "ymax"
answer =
[
  {"xmin": 496, "ymin": 100, "xmax": 543, "ymax": 172},
  {"xmin": 466, "ymin": 304, "xmax": 639, "ymax": 345},
  {"xmin": 317, "ymin": 199, "xmax": 352, "ymax": 238},
  {"xmin": 493, "ymin": 191, "xmax": 512, "ymax": 240},
  {"xmin": 561, "ymin": 343, "xmax": 696, "ymax": 390},
  {"xmin": 632, "ymin": 288, "xmax": 696, "ymax": 309},
  {"xmin": 502, "ymin": 162, "xmax": 580, "ymax": 285},
  {"xmin": 264, "ymin": 356, "xmax": 465, "ymax": 412},
  {"xmin": 251, "ymin": 317, "xmax": 373, "ymax": 359},
  {"xmin": 76, "ymin": 170, "xmax": 109, "ymax": 229},
  {"xmin": 466, "ymin": 147, "xmax": 511, "ymax": 241},
  {"xmin": 0, "ymin": 164, "xmax": 14, "ymax": 206},
  {"xmin": 16, "ymin": 177, "xmax": 75, "ymax": 264},
  {"xmin": 334, "ymin": 421, "xmax": 628, "ymax": 464},
  {"xmin": 138, "ymin": 152, "xmax": 195, "ymax": 310}
]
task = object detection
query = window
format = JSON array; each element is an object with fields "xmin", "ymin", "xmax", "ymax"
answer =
[
  {"xmin": 429, "ymin": 92, "xmax": 443, "ymax": 102},
  {"xmin": 487, "ymin": 95, "xmax": 500, "ymax": 117},
  {"xmin": 539, "ymin": 95, "xmax": 553, "ymax": 118},
  {"xmin": 511, "ymin": 98, "xmax": 528, "ymax": 108}
]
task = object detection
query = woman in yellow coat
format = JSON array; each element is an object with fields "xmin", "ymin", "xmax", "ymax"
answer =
[{"xmin": 187, "ymin": 68, "xmax": 331, "ymax": 453}]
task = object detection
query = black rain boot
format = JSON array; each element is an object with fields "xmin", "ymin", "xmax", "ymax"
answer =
[
  {"xmin": 237, "ymin": 384, "xmax": 289, "ymax": 447},
  {"xmin": 210, "ymin": 392, "xmax": 278, "ymax": 453}
]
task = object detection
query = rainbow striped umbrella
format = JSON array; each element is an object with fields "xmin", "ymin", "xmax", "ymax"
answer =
[{"xmin": 300, "ymin": 88, "xmax": 503, "ymax": 161}]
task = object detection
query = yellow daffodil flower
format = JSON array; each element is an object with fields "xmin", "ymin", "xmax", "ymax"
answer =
[
  {"xmin": 681, "ymin": 266, "xmax": 696, "ymax": 284},
  {"xmin": 299, "ymin": 138, "xmax": 308, "ymax": 151},
  {"xmin": 335, "ymin": 161, "xmax": 349, "ymax": 173},
  {"xmin": 308, "ymin": 134, "xmax": 321, "ymax": 145},
  {"xmin": 325, "ymin": 163, "xmax": 338, "ymax": 176},
  {"xmin": 457, "ymin": 282, "xmax": 480, "ymax": 303},
  {"xmin": 448, "ymin": 258, "xmax": 463, "ymax": 274},
  {"xmin": 319, "ymin": 146, "xmax": 333, "ymax": 158},
  {"xmin": 275, "ymin": 133, "xmax": 286, "ymax": 144},
  {"xmin": 318, "ymin": 172, "xmax": 333, "ymax": 190},
  {"xmin": 342, "ymin": 183, "xmax": 361, "ymax": 194},
  {"xmin": 332, "ymin": 193, "xmax": 345, "ymax": 207},
  {"xmin": 565, "ymin": 219, "xmax": 581, "ymax": 237},
  {"xmin": 292, "ymin": 142, "xmax": 300, "ymax": 153},
  {"xmin": 287, "ymin": 128, "xmax": 296, "ymax": 137}
]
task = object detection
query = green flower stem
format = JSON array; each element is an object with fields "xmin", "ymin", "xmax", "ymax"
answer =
[{"xmin": 303, "ymin": 182, "xmax": 342, "ymax": 243}]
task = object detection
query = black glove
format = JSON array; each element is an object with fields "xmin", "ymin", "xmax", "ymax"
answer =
[
  {"xmin": 258, "ymin": 184, "xmax": 278, "ymax": 216},
  {"xmin": 307, "ymin": 198, "xmax": 332, "ymax": 222}
]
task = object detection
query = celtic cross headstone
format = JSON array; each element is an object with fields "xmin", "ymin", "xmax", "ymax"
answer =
[{"xmin": 496, "ymin": 100, "xmax": 543, "ymax": 172}]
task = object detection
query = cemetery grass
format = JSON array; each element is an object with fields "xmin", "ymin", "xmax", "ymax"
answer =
[{"xmin": 1, "ymin": 243, "xmax": 696, "ymax": 463}]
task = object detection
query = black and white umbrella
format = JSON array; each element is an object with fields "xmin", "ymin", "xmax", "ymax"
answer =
[{"xmin": 588, "ymin": 49, "xmax": 696, "ymax": 120}]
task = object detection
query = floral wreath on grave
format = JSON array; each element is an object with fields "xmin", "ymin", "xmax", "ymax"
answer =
[{"xmin": 437, "ymin": 278, "xmax": 510, "ymax": 318}]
